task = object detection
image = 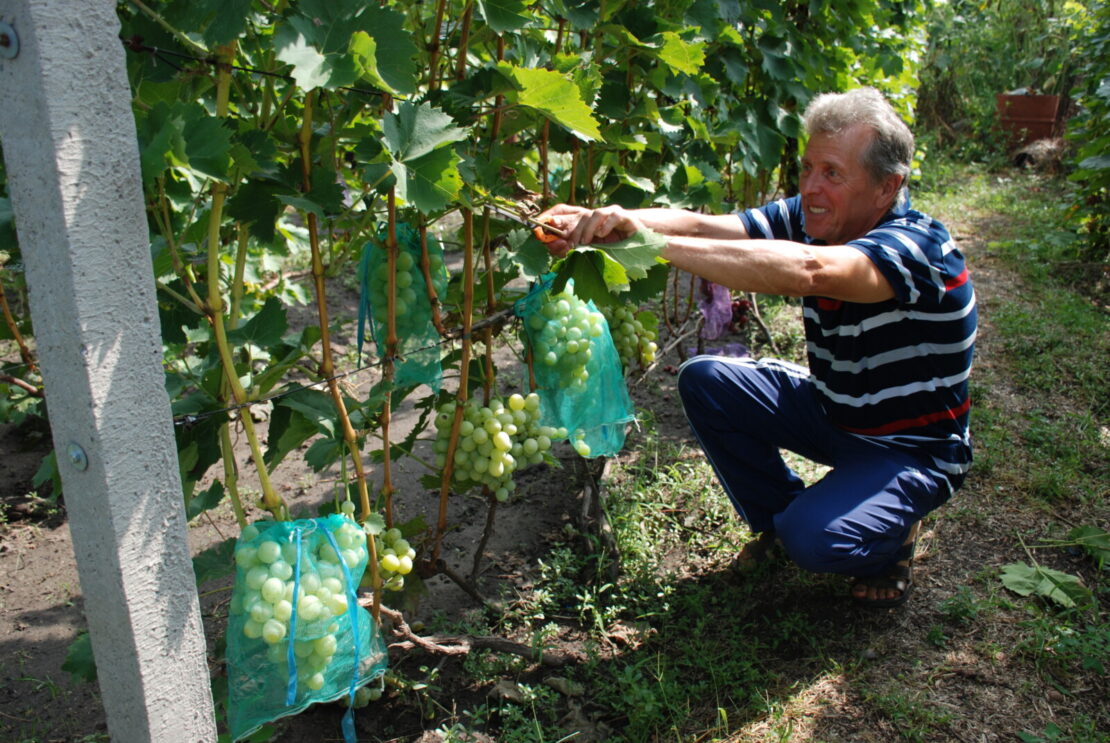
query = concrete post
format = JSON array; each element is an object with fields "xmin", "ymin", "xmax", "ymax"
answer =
[{"xmin": 0, "ymin": 1, "xmax": 217, "ymax": 741}]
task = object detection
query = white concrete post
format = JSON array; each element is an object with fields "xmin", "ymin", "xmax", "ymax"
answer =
[{"xmin": 0, "ymin": 1, "xmax": 217, "ymax": 741}]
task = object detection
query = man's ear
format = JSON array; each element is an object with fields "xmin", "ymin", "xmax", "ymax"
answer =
[{"xmin": 876, "ymin": 173, "xmax": 904, "ymax": 208}]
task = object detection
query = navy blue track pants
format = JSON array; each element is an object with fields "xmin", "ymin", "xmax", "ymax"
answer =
[{"xmin": 677, "ymin": 355, "xmax": 947, "ymax": 578}]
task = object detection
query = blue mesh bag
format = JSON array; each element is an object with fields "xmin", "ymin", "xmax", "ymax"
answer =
[
  {"xmin": 357, "ymin": 222, "xmax": 449, "ymax": 391},
  {"xmin": 226, "ymin": 514, "xmax": 388, "ymax": 742},
  {"xmin": 515, "ymin": 275, "xmax": 634, "ymax": 457}
]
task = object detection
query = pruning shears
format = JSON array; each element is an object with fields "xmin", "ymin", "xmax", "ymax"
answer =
[{"xmin": 488, "ymin": 204, "xmax": 570, "ymax": 241}]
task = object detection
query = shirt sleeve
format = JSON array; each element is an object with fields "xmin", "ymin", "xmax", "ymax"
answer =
[
  {"xmin": 737, "ymin": 195, "xmax": 804, "ymax": 242},
  {"xmin": 848, "ymin": 214, "xmax": 963, "ymax": 308}
]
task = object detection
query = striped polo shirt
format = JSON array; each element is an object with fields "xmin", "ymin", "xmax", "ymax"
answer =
[{"xmin": 738, "ymin": 193, "xmax": 977, "ymax": 492}]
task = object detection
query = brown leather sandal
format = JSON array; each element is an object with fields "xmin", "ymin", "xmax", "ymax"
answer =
[
  {"xmin": 851, "ymin": 522, "xmax": 919, "ymax": 608},
  {"xmin": 733, "ymin": 531, "xmax": 784, "ymax": 572}
]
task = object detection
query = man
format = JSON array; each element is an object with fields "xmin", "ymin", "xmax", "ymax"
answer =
[{"xmin": 538, "ymin": 87, "xmax": 976, "ymax": 607}]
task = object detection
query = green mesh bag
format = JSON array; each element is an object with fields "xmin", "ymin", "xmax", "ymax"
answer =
[
  {"xmin": 226, "ymin": 514, "xmax": 388, "ymax": 742},
  {"xmin": 357, "ymin": 222, "xmax": 449, "ymax": 391},
  {"xmin": 515, "ymin": 275, "xmax": 634, "ymax": 457}
]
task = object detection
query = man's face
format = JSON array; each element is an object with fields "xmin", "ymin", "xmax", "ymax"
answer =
[{"xmin": 799, "ymin": 123, "xmax": 899, "ymax": 245}]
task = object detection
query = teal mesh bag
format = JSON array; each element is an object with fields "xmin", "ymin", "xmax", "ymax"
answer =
[
  {"xmin": 357, "ymin": 222, "xmax": 449, "ymax": 391},
  {"xmin": 226, "ymin": 514, "xmax": 388, "ymax": 742},
  {"xmin": 515, "ymin": 275, "xmax": 634, "ymax": 457}
]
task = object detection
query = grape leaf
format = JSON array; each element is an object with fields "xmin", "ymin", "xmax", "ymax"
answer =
[
  {"xmin": 355, "ymin": 5, "xmax": 418, "ymax": 95},
  {"xmin": 277, "ymin": 389, "xmax": 339, "ymax": 439},
  {"xmin": 496, "ymin": 63, "xmax": 603, "ymax": 142},
  {"xmin": 192, "ymin": 537, "xmax": 236, "ymax": 587},
  {"xmin": 62, "ymin": 631, "xmax": 97, "ymax": 683},
  {"xmin": 193, "ymin": 0, "xmax": 252, "ymax": 46},
  {"xmin": 383, "ymin": 102, "xmax": 469, "ymax": 163},
  {"xmin": 589, "ymin": 229, "xmax": 668, "ymax": 280},
  {"xmin": 624, "ymin": 262, "xmax": 671, "ymax": 305},
  {"xmin": 551, "ymin": 252, "xmax": 616, "ymax": 308},
  {"xmin": 305, "ymin": 436, "xmax": 343, "ymax": 472},
  {"xmin": 349, "ymin": 31, "xmax": 394, "ymax": 94},
  {"xmin": 1068, "ymin": 525, "xmax": 1110, "ymax": 567},
  {"xmin": 391, "ymin": 145, "xmax": 464, "ymax": 213},
  {"xmin": 227, "ymin": 180, "xmax": 286, "ymax": 243},
  {"xmin": 999, "ymin": 562, "xmax": 1092, "ymax": 609},
  {"xmin": 512, "ymin": 229, "xmax": 552, "ymax": 281},
  {"xmin": 186, "ymin": 480, "xmax": 225, "ymax": 521},
  {"xmin": 654, "ymin": 32, "xmax": 706, "ymax": 76},
  {"xmin": 264, "ymin": 403, "xmax": 322, "ymax": 470},
  {"xmin": 274, "ymin": 25, "xmax": 332, "ymax": 90},
  {"xmin": 476, "ymin": 0, "xmax": 532, "ymax": 33},
  {"xmin": 226, "ymin": 296, "xmax": 288, "ymax": 349}
]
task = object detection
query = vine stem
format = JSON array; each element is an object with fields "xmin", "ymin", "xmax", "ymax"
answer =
[
  {"xmin": 381, "ymin": 190, "xmax": 399, "ymax": 526},
  {"xmin": 426, "ymin": 0, "xmax": 448, "ymax": 91},
  {"xmin": 204, "ymin": 42, "xmax": 285, "ymax": 519},
  {"xmin": 0, "ymin": 277, "xmax": 35, "ymax": 372},
  {"xmin": 127, "ymin": 0, "xmax": 209, "ymax": 56},
  {"xmin": 217, "ymin": 224, "xmax": 251, "ymax": 532},
  {"xmin": 418, "ymin": 221, "xmax": 448, "ymax": 337},
  {"xmin": 298, "ymin": 90, "xmax": 381, "ymax": 622},
  {"xmin": 455, "ymin": 1, "xmax": 474, "ymax": 81},
  {"xmin": 431, "ymin": 211, "xmax": 475, "ymax": 566}
]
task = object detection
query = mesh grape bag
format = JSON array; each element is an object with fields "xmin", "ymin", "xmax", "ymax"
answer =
[
  {"xmin": 226, "ymin": 514, "xmax": 387, "ymax": 742},
  {"xmin": 515, "ymin": 276, "xmax": 635, "ymax": 457},
  {"xmin": 357, "ymin": 222, "xmax": 449, "ymax": 391}
]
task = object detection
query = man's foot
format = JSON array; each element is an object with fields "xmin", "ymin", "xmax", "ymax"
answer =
[
  {"xmin": 733, "ymin": 531, "xmax": 784, "ymax": 572},
  {"xmin": 851, "ymin": 521, "xmax": 920, "ymax": 608}
]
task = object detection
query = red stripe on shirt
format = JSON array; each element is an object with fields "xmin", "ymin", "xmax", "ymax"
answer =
[
  {"xmin": 817, "ymin": 298, "xmax": 843, "ymax": 311},
  {"xmin": 945, "ymin": 268, "xmax": 969, "ymax": 290},
  {"xmin": 840, "ymin": 396, "xmax": 972, "ymax": 436}
]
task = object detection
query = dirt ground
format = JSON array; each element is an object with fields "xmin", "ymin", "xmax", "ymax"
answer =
[{"xmin": 0, "ymin": 208, "xmax": 1106, "ymax": 742}]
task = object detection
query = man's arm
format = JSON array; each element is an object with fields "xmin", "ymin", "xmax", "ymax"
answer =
[
  {"xmin": 662, "ymin": 236, "xmax": 895, "ymax": 303},
  {"xmin": 537, "ymin": 203, "xmax": 895, "ymax": 303}
]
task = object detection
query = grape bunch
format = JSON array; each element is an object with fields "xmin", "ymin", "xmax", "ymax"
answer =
[
  {"xmin": 231, "ymin": 517, "xmax": 367, "ymax": 692},
  {"xmin": 601, "ymin": 305, "xmax": 659, "ymax": 370},
  {"xmin": 347, "ymin": 682, "xmax": 384, "ymax": 708},
  {"xmin": 731, "ymin": 297, "xmax": 753, "ymax": 332},
  {"xmin": 368, "ymin": 248, "xmax": 444, "ymax": 328},
  {"xmin": 373, "ymin": 526, "xmax": 415, "ymax": 593},
  {"xmin": 526, "ymin": 290, "xmax": 607, "ymax": 389},
  {"xmin": 433, "ymin": 392, "xmax": 562, "ymax": 501}
]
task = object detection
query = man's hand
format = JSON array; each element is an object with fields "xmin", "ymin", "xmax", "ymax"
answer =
[{"xmin": 535, "ymin": 204, "xmax": 646, "ymax": 257}]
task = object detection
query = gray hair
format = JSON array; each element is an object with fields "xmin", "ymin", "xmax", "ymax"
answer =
[{"xmin": 802, "ymin": 87, "xmax": 913, "ymax": 204}]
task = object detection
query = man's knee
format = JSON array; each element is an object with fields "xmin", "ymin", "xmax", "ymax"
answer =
[{"xmin": 775, "ymin": 510, "xmax": 858, "ymax": 574}]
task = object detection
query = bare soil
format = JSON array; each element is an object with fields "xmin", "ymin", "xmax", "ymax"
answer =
[{"xmin": 1, "ymin": 198, "xmax": 1107, "ymax": 743}]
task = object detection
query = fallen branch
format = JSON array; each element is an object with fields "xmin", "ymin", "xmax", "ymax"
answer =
[{"xmin": 368, "ymin": 604, "xmax": 580, "ymax": 666}]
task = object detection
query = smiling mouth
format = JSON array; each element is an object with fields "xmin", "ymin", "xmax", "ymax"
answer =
[{"xmin": 807, "ymin": 205, "xmax": 829, "ymax": 215}]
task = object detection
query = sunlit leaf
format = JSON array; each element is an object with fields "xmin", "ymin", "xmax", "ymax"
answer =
[
  {"xmin": 274, "ymin": 26, "xmax": 332, "ymax": 90},
  {"xmin": 392, "ymin": 146, "xmax": 464, "ymax": 213},
  {"xmin": 349, "ymin": 31, "xmax": 395, "ymax": 93},
  {"xmin": 655, "ymin": 32, "xmax": 706, "ymax": 76},
  {"xmin": 999, "ymin": 562, "xmax": 1092, "ymax": 609},
  {"xmin": 383, "ymin": 102, "xmax": 469, "ymax": 163},
  {"xmin": 496, "ymin": 63, "xmax": 603, "ymax": 142}
]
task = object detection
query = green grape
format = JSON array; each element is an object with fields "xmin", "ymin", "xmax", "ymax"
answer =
[{"xmin": 601, "ymin": 305, "xmax": 658, "ymax": 371}]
